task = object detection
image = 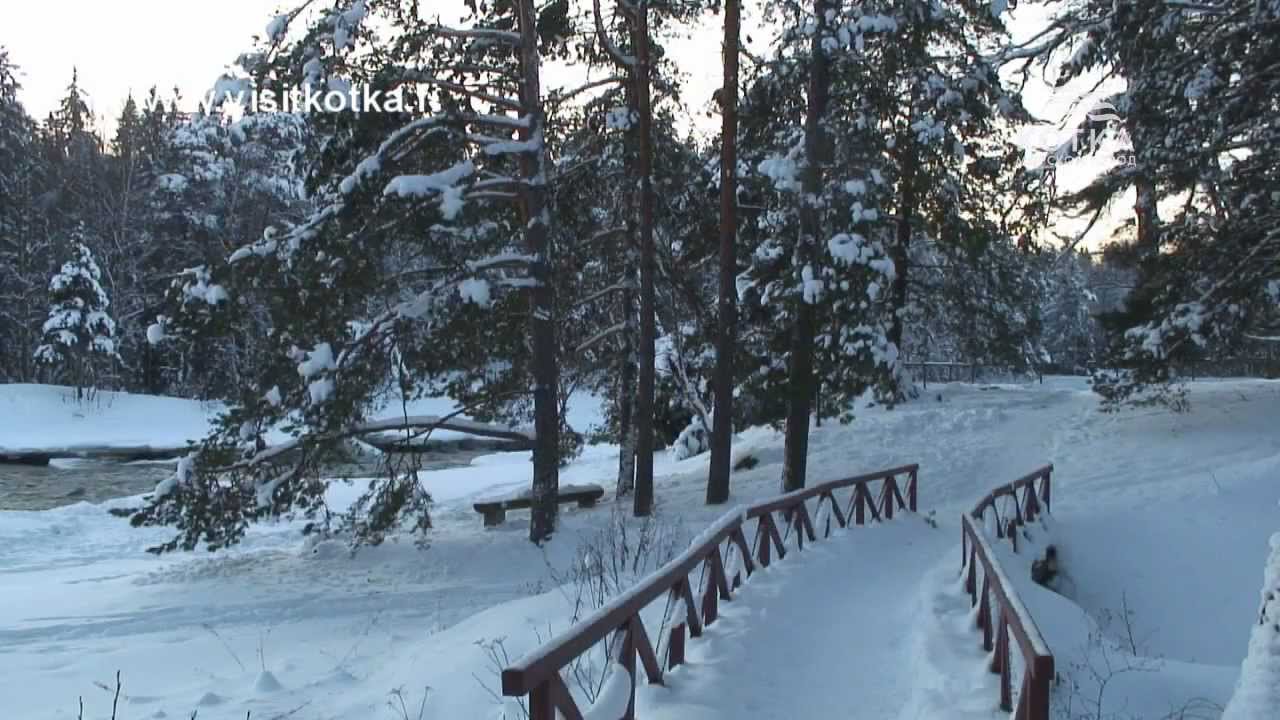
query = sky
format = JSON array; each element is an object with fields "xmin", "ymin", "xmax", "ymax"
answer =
[
  {"xmin": 1, "ymin": 0, "xmax": 1125, "ymax": 249},
  {"xmin": 2, "ymin": 1, "xmax": 274, "ymax": 127}
]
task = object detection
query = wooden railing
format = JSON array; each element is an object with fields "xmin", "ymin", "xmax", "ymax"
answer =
[
  {"xmin": 971, "ymin": 464, "xmax": 1052, "ymax": 553},
  {"xmin": 962, "ymin": 466, "xmax": 1055, "ymax": 720},
  {"xmin": 501, "ymin": 463, "xmax": 920, "ymax": 720}
]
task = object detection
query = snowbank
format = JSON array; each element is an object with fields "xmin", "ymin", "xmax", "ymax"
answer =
[
  {"xmin": 0, "ymin": 384, "xmax": 218, "ymax": 454},
  {"xmin": 1222, "ymin": 531, "xmax": 1280, "ymax": 719}
]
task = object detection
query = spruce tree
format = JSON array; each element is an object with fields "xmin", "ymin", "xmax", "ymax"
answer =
[
  {"xmin": 34, "ymin": 231, "xmax": 120, "ymax": 398},
  {"xmin": 0, "ymin": 48, "xmax": 49, "ymax": 383}
]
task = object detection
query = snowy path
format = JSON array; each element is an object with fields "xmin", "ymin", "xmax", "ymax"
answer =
[{"xmin": 641, "ymin": 518, "xmax": 952, "ymax": 719}]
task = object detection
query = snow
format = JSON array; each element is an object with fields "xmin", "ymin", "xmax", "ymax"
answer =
[
  {"xmin": 585, "ymin": 663, "xmax": 633, "ymax": 720},
  {"xmin": 1222, "ymin": 532, "xmax": 1280, "ymax": 719},
  {"xmin": 639, "ymin": 519, "xmax": 948, "ymax": 720},
  {"xmin": 458, "ymin": 277, "xmax": 492, "ymax": 306},
  {"xmin": 145, "ymin": 319, "xmax": 167, "ymax": 345},
  {"xmin": 2, "ymin": 378, "xmax": 1278, "ymax": 718},
  {"xmin": 382, "ymin": 160, "xmax": 475, "ymax": 220},
  {"xmin": 0, "ymin": 384, "xmax": 219, "ymax": 456},
  {"xmin": 296, "ymin": 342, "xmax": 336, "ymax": 379}
]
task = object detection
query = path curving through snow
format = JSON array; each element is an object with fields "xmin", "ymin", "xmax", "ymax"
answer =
[{"xmin": 638, "ymin": 517, "xmax": 953, "ymax": 719}]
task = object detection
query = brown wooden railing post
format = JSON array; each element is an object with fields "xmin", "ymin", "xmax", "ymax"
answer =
[
  {"xmin": 701, "ymin": 558, "xmax": 719, "ymax": 627},
  {"xmin": 756, "ymin": 514, "xmax": 773, "ymax": 568},
  {"xmin": 1027, "ymin": 655, "xmax": 1054, "ymax": 720},
  {"xmin": 617, "ymin": 625, "xmax": 636, "ymax": 720},
  {"xmin": 529, "ymin": 682, "xmax": 554, "ymax": 720},
  {"xmin": 966, "ymin": 545, "xmax": 978, "ymax": 598},
  {"xmin": 668, "ymin": 623, "xmax": 685, "ymax": 670},
  {"xmin": 996, "ymin": 611, "xmax": 1012, "ymax": 711},
  {"xmin": 979, "ymin": 574, "xmax": 993, "ymax": 652},
  {"xmin": 908, "ymin": 467, "xmax": 918, "ymax": 512},
  {"xmin": 1042, "ymin": 467, "xmax": 1052, "ymax": 513}
]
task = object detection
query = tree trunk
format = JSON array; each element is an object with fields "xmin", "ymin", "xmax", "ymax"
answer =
[
  {"xmin": 615, "ymin": 283, "xmax": 637, "ymax": 496},
  {"xmin": 887, "ymin": 137, "xmax": 917, "ymax": 376},
  {"xmin": 633, "ymin": 0, "xmax": 657, "ymax": 517},
  {"xmin": 780, "ymin": 0, "xmax": 829, "ymax": 494},
  {"xmin": 706, "ymin": 0, "xmax": 740, "ymax": 506},
  {"xmin": 516, "ymin": 0, "xmax": 561, "ymax": 544}
]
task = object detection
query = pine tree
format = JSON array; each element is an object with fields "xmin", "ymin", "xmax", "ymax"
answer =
[
  {"xmin": 1017, "ymin": 0, "xmax": 1280, "ymax": 407},
  {"xmin": 127, "ymin": 0, "xmax": 570, "ymax": 550},
  {"xmin": 34, "ymin": 231, "xmax": 119, "ymax": 398},
  {"xmin": 707, "ymin": 0, "xmax": 742, "ymax": 504}
]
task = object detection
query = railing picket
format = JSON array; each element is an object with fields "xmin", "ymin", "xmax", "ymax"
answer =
[
  {"xmin": 1015, "ymin": 674, "xmax": 1030, "ymax": 720},
  {"xmin": 529, "ymin": 681, "xmax": 555, "ymax": 720},
  {"xmin": 615, "ymin": 625, "xmax": 637, "ymax": 720},
  {"xmin": 865, "ymin": 483, "xmax": 882, "ymax": 523},
  {"xmin": 632, "ymin": 616, "xmax": 663, "ymax": 685},
  {"xmin": 701, "ymin": 557, "xmax": 719, "ymax": 627},
  {"xmin": 908, "ymin": 468, "xmax": 918, "ymax": 512},
  {"xmin": 765, "ymin": 512, "xmax": 787, "ymax": 560},
  {"xmin": 828, "ymin": 490, "xmax": 848, "ymax": 529},
  {"xmin": 1029, "ymin": 655, "xmax": 1054, "ymax": 720},
  {"xmin": 998, "ymin": 613, "xmax": 1012, "ymax": 711},
  {"xmin": 667, "ymin": 622, "xmax": 686, "ymax": 670},
  {"xmin": 679, "ymin": 576, "xmax": 703, "ymax": 639},
  {"xmin": 966, "ymin": 545, "xmax": 978, "ymax": 599},
  {"xmin": 979, "ymin": 573, "xmax": 993, "ymax": 652},
  {"xmin": 712, "ymin": 547, "xmax": 732, "ymax": 601},
  {"xmin": 756, "ymin": 514, "xmax": 773, "ymax": 568},
  {"xmin": 731, "ymin": 527, "xmax": 756, "ymax": 578}
]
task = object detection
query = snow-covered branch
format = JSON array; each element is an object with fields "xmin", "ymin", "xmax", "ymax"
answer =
[{"xmin": 576, "ymin": 322, "xmax": 627, "ymax": 353}]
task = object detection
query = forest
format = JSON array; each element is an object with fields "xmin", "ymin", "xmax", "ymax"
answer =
[{"xmin": 1, "ymin": 0, "xmax": 1276, "ymax": 550}]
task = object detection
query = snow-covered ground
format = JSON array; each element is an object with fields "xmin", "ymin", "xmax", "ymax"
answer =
[
  {"xmin": 0, "ymin": 384, "xmax": 221, "ymax": 455},
  {"xmin": 0, "ymin": 383, "xmax": 606, "ymax": 455},
  {"xmin": 0, "ymin": 377, "xmax": 1276, "ymax": 719}
]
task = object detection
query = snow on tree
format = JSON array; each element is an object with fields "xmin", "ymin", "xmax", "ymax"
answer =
[
  {"xmin": 125, "ymin": 0, "xmax": 569, "ymax": 551},
  {"xmin": 33, "ymin": 232, "xmax": 120, "ymax": 398},
  {"xmin": 739, "ymin": 3, "xmax": 900, "ymax": 489},
  {"xmin": 1010, "ymin": 0, "xmax": 1280, "ymax": 408},
  {"xmin": 0, "ymin": 48, "xmax": 49, "ymax": 384}
]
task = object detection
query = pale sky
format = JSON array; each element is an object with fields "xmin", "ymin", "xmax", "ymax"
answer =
[
  {"xmin": 0, "ymin": 0, "xmax": 729, "ymax": 133},
  {"xmin": 1, "ymin": 1, "xmax": 1122, "ymax": 249},
  {"xmin": 3, "ymin": 1, "xmax": 274, "ymax": 127}
]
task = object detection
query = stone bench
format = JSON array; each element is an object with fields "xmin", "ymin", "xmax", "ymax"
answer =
[{"xmin": 473, "ymin": 483, "xmax": 605, "ymax": 527}]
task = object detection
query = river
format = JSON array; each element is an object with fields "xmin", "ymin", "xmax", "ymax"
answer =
[{"xmin": 0, "ymin": 451, "xmax": 490, "ymax": 512}]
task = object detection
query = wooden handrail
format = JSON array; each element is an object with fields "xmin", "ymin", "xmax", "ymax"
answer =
[
  {"xmin": 971, "ymin": 464, "xmax": 1051, "ymax": 552},
  {"xmin": 501, "ymin": 463, "xmax": 920, "ymax": 719},
  {"xmin": 962, "ymin": 468, "xmax": 1056, "ymax": 720}
]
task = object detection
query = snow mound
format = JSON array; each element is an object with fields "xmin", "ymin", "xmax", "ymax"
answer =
[
  {"xmin": 1222, "ymin": 532, "xmax": 1280, "ymax": 719},
  {"xmin": 254, "ymin": 670, "xmax": 285, "ymax": 693}
]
